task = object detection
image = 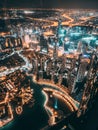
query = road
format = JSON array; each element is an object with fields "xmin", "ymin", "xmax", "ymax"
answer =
[{"xmin": 0, "ymin": 49, "xmax": 32, "ymax": 77}]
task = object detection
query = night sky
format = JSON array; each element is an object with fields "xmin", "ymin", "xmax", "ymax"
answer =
[{"xmin": 0, "ymin": 0, "xmax": 98, "ymax": 9}]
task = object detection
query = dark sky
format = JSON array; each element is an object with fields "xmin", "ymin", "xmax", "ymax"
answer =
[{"xmin": 0, "ymin": 0, "xmax": 98, "ymax": 9}]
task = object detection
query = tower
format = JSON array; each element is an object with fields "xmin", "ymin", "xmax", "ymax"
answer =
[
  {"xmin": 77, "ymin": 52, "xmax": 98, "ymax": 117},
  {"xmin": 53, "ymin": 42, "xmax": 58, "ymax": 60},
  {"xmin": 71, "ymin": 54, "xmax": 90, "ymax": 94}
]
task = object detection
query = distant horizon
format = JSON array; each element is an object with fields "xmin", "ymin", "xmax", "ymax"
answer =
[
  {"xmin": 0, "ymin": 0, "xmax": 98, "ymax": 9},
  {"xmin": 0, "ymin": 7, "xmax": 98, "ymax": 10}
]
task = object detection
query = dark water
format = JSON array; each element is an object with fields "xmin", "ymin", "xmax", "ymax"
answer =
[
  {"xmin": 0, "ymin": 77, "xmax": 71, "ymax": 130},
  {"xmin": 0, "ymin": 80, "xmax": 49, "ymax": 130}
]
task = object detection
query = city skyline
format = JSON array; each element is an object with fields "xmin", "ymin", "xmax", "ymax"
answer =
[{"xmin": 0, "ymin": 3, "xmax": 98, "ymax": 130}]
